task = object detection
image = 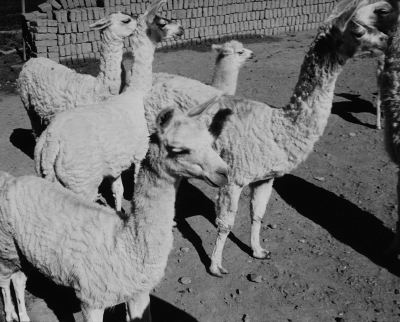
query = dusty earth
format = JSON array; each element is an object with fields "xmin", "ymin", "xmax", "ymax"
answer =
[{"xmin": 1, "ymin": 30, "xmax": 400, "ymax": 322}]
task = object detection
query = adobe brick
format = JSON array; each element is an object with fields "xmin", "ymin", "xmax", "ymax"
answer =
[
  {"xmin": 64, "ymin": 33, "xmax": 71, "ymax": 44},
  {"xmin": 71, "ymin": 33, "xmax": 77, "ymax": 43}
]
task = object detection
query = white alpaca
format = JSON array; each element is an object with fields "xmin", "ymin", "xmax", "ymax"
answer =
[
  {"xmin": 210, "ymin": 40, "xmax": 254, "ymax": 95},
  {"xmin": 18, "ymin": 12, "xmax": 137, "ymax": 137},
  {"xmin": 0, "ymin": 99, "xmax": 229, "ymax": 322},
  {"xmin": 34, "ymin": 0, "xmax": 183, "ymax": 212},
  {"xmin": 144, "ymin": 0, "xmax": 391, "ymax": 276}
]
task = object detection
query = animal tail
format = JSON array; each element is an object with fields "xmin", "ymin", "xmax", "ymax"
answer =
[{"xmin": 34, "ymin": 128, "xmax": 60, "ymax": 182}]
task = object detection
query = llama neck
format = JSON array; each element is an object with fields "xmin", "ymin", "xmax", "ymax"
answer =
[
  {"xmin": 380, "ymin": 32, "xmax": 400, "ymax": 163},
  {"xmin": 124, "ymin": 20, "xmax": 155, "ymax": 95},
  {"xmin": 283, "ymin": 27, "xmax": 346, "ymax": 136},
  {"xmin": 211, "ymin": 59, "xmax": 239, "ymax": 95},
  {"xmin": 274, "ymin": 27, "xmax": 347, "ymax": 168},
  {"xmin": 123, "ymin": 144, "xmax": 178, "ymax": 267},
  {"xmin": 95, "ymin": 30, "xmax": 125, "ymax": 96}
]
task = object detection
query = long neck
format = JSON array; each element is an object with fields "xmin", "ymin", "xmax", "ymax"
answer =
[
  {"xmin": 124, "ymin": 19, "xmax": 155, "ymax": 95},
  {"xmin": 381, "ymin": 31, "xmax": 400, "ymax": 163},
  {"xmin": 211, "ymin": 59, "xmax": 239, "ymax": 95},
  {"xmin": 272, "ymin": 26, "xmax": 348, "ymax": 169},
  {"xmin": 96, "ymin": 29, "xmax": 125, "ymax": 96},
  {"xmin": 123, "ymin": 143, "xmax": 178, "ymax": 267},
  {"xmin": 283, "ymin": 26, "xmax": 346, "ymax": 136}
]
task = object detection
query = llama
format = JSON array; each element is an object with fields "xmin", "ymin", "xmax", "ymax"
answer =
[
  {"xmin": 0, "ymin": 99, "xmax": 229, "ymax": 322},
  {"xmin": 34, "ymin": 0, "xmax": 183, "ymax": 212},
  {"xmin": 210, "ymin": 40, "xmax": 254, "ymax": 95},
  {"xmin": 377, "ymin": 17, "xmax": 400, "ymax": 256},
  {"xmin": 144, "ymin": 0, "xmax": 391, "ymax": 276},
  {"xmin": 18, "ymin": 12, "xmax": 137, "ymax": 138},
  {"xmin": 356, "ymin": 0, "xmax": 399, "ymax": 129}
]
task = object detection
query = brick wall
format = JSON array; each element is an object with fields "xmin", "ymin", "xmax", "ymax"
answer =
[{"xmin": 22, "ymin": 0, "xmax": 339, "ymax": 65}]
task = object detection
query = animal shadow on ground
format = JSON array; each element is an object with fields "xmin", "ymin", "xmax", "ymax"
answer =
[
  {"xmin": 25, "ymin": 270, "xmax": 198, "ymax": 321},
  {"xmin": 9, "ymin": 128, "xmax": 35, "ymax": 159},
  {"xmin": 174, "ymin": 179, "xmax": 253, "ymax": 270},
  {"xmin": 274, "ymin": 174, "xmax": 400, "ymax": 277},
  {"xmin": 332, "ymin": 93, "xmax": 376, "ymax": 129}
]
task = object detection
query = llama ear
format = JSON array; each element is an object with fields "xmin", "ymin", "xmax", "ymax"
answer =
[
  {"xmin": 89, "ymin": 17, "xmax": 111, "ymax": 30},
  {"xmin": 212, "ymin": 44, "xmax": 223, "ymax": 52},
  {"xmin": 157, "ymin": 108, "xmax": 175, "ymax": 133},
  {"xmin": 327, "ymin": 0, "xmax": 367, "ymax": 32},
  {"xmin": 221, "ymin": 47, "xmax": 235, "ymax": 55},
  {"xmin": 187, "ymin": 95, "xmax": 222, "ymax": 118},
  {"xmin": 142, "ymin": 0, "xmax": 166, "ymax": 23}
]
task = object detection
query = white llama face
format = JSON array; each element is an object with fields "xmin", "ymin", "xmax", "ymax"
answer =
[
  {"xmin": 150, "ymin": 16, "xmax": 184, "ymax": 41},
  {"xmin": 156, "ymin": 109, "xmax": 229, "ymax": 188},
  {"xmin": 90, "ymin": 12, "xmax": 138, "ymax": 39}
]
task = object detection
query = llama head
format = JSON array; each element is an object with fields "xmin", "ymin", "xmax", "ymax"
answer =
[
  {"xmin": 354, "ymin": 0, "xmax": 399, "ymax": 35},
  {"xmin": 154, "ymin": 97, "xmax": 229, "ymax": 188},
  {"xmin": 139, "ymin": 0, "xmax": 184, "ymax": 42},
  {"xmin": 89, "ymin": 12, "xmax": 138, "ymax": 40},
  {"xmin": 323, "ymin": 0, "xmax": 390, "ymax": 58},
  {"xmin": 212, "ymin": 40, "xmax": 255, "ymax": 67}
]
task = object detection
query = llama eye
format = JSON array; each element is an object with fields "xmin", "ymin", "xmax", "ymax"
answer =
[
  {"xmin": 157, "ymin": 23, "xmax": 167, "ymax": 29},
  {"xmin": 238, "ymin": 50, "xmax": 244, "ymax": 54},
  {"xmin": 122, "ymin": 19, "xmax": 131, "ymax": 24},
  {"xmin": 376, "ymin": 9, "xmax": 390, "ymax": 16},
  {"xmin": 352, "ymin": 28, "xmax": 366, "ymax": 38},
  {"xmin": 167, "ymin": 147, "xmax": 189, "ymax": 156}
]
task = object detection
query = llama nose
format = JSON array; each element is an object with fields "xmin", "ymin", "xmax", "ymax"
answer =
[{"xmin": 250, "ymin": 52, "xmax": 255, "ymax": 59}]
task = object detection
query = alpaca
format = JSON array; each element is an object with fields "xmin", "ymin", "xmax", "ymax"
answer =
[
  {"xmin": 368, "ymin": 0, "xmax": 400, "ymax": 129},
  {"xmin": 18, "ymin": 12, "xmax": 137, "ymax": 138},
  {"xmin": 377, "ymin": 19, "xmax": 400, "ymax": 256},
  {"xmin": 210, "ymin": 40, "xmax": 254, "ymax": 95},
  {"xmin": 144, "ymin": 0, "xmax": 391, "ymax": 277},
  {"xmin": 34, "ymin": 0, "xmax": 183, "ymax": 212},
  {"xmin": 0, "ymin": 98, "xmax": 229, "ymax": 322}
]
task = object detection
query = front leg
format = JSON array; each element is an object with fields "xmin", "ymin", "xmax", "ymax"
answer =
[
  {"xmin": 81, "ymin": 306, "xmax": 104, "ymax": 322},
  {"xmin": 249, "ymin": 179, "xmax": 273, "ymax": 259},
  {"xmin": 209, "ymin": 183, "xmax": 243, "ymax": 277},
  {"xmin": 126, "ymin": 292, "xmax": 151, "ymax": 322},
  {"xmin": 111, "ymin": 176, "xmax": 124, "ymax": 211}
]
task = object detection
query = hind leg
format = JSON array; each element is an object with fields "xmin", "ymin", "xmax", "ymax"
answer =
[
  {"xmin": 1, "ymin": 278, "xmax": 18, "ymax": 322},
  {"xmin": 249, "ymin": 179, "xmax": 273, "ymax": 259},
  {"xmin": 126, "ymin": 292, "xmax": 151, "ymax": 322},
  {"xmin": 209, "ymin": 183, "xmax": 243, "ymax": 277},
  {"xmin": 11, "ymin": 272, "xmax": 30, "ymax": 322},
  {"xmin": 110, "ymin": 176, "xmax": 124, "ymax": 211},
  {"xmin": 376, "ymin": 92, "xmax": 381, "ymax": 130},
  {"xmin": 26, "ymin": 109, "xmax": 44, "ymax": 139}
]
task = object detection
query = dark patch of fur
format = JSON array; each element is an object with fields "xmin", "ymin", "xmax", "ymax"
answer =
[{"xmin": 209, "ymin": 108, "xmax": 233, "ymax": 138}]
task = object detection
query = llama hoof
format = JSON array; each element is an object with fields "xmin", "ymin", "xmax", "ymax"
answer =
[
  {"xmin": 18, "ymin": 312, "xmax": 30, "ymax": 322},
  {"xmin": 209, "ymin": 264, "xmax": 229, "ymax": 277},
  {"xmin": 5, "ymin": 311, "xmax": 18, "ymax": 322},
  {"xmin": 253, "ymin": 249, "xmax": 271, "ymax": 260}
]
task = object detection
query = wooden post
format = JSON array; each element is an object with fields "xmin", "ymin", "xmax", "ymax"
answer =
[{"xmin": 22, "ymin": 0, "xmax": 26, "ymax": 61}]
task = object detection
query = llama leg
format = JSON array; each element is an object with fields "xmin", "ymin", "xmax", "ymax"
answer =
[
  {"xmin": 1, "ymin": 279, "xmax": 18, "ymax": 322},
  {"xmin": 210, "ymin": 184, "xmax": 243, "ymax": 277},
  {"xmin": 27, "ymin": 109, "xmax": 44, "ymax": 139},
  {"xmin": 133, "ymin": 161, "xmax": 141, "ymax": 183},
  {"xmin": 111, "ymin": 176, "xmax": 124, "ymax": 211},
  {"xmin": 126, "ymin": 292, "xmax": 151, "ymax": 322},
  {"xmin": 81, "ymin": 306, "xmax": 104, "ymax": 322},
  {"xmin": 388, "ymin": 173, "xmax": 400, "ymax": 255},
  {"xmin": 249, "ymin": 179, "xmax": 274, "ymax": 259},
  {"xmin": 376, "ymin": 92, "xmax": 381, "ymax": 130},
  {"xmin": 11, "ymin": 271, "xmax": 30, "ymax": 321}
]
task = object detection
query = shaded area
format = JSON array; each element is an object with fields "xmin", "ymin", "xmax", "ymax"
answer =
[
  {"xmin": 332, "ymin": 93, "xmax": 376, "ymax": 129},
  {"xmin": 9, "ymin": 128, "xmax": 35, "ymax": 159},
  {"xmin": 24, "ymin": 270, "xmax": 199, "ymax": 321},
  {"xmin": 274, "ymin": 174, "xmax": 400, "ymax": 276},
  {"xmin": 175, "ymin": 179, "xmax": 253, "ymax": 270}
]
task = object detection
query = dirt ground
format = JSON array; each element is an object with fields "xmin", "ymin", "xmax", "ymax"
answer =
[{"xmin": 1, "ymin": 30, "xmax": 400, "ymax": 322}]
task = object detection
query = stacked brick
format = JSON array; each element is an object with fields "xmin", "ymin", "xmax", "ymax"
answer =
[{"xmin": 22, "ymin": 0, "xmax": 339, "ymax": 65}]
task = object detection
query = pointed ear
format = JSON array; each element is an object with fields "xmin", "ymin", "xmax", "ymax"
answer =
[
  {"xmin": 212, "ymin": 44, "xmax": 223, "ymax": 52},
  {"xmin": 156, "ymin": 108, "xmax": 175, "ymax": 134},
  {"xmin": 187, "ymin": 95, "xmax": 222, "ymax": 118},
  {"xmin": 327, "ymin": 0, "xmax": 367, "ymax": 32},
  {"xmin": 142, "ymin": 0, "xmax": 166, "ymax": 23},
  {"xmin": 89, "ymin": 17, "xmax": 111, "ymax": 30}
]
